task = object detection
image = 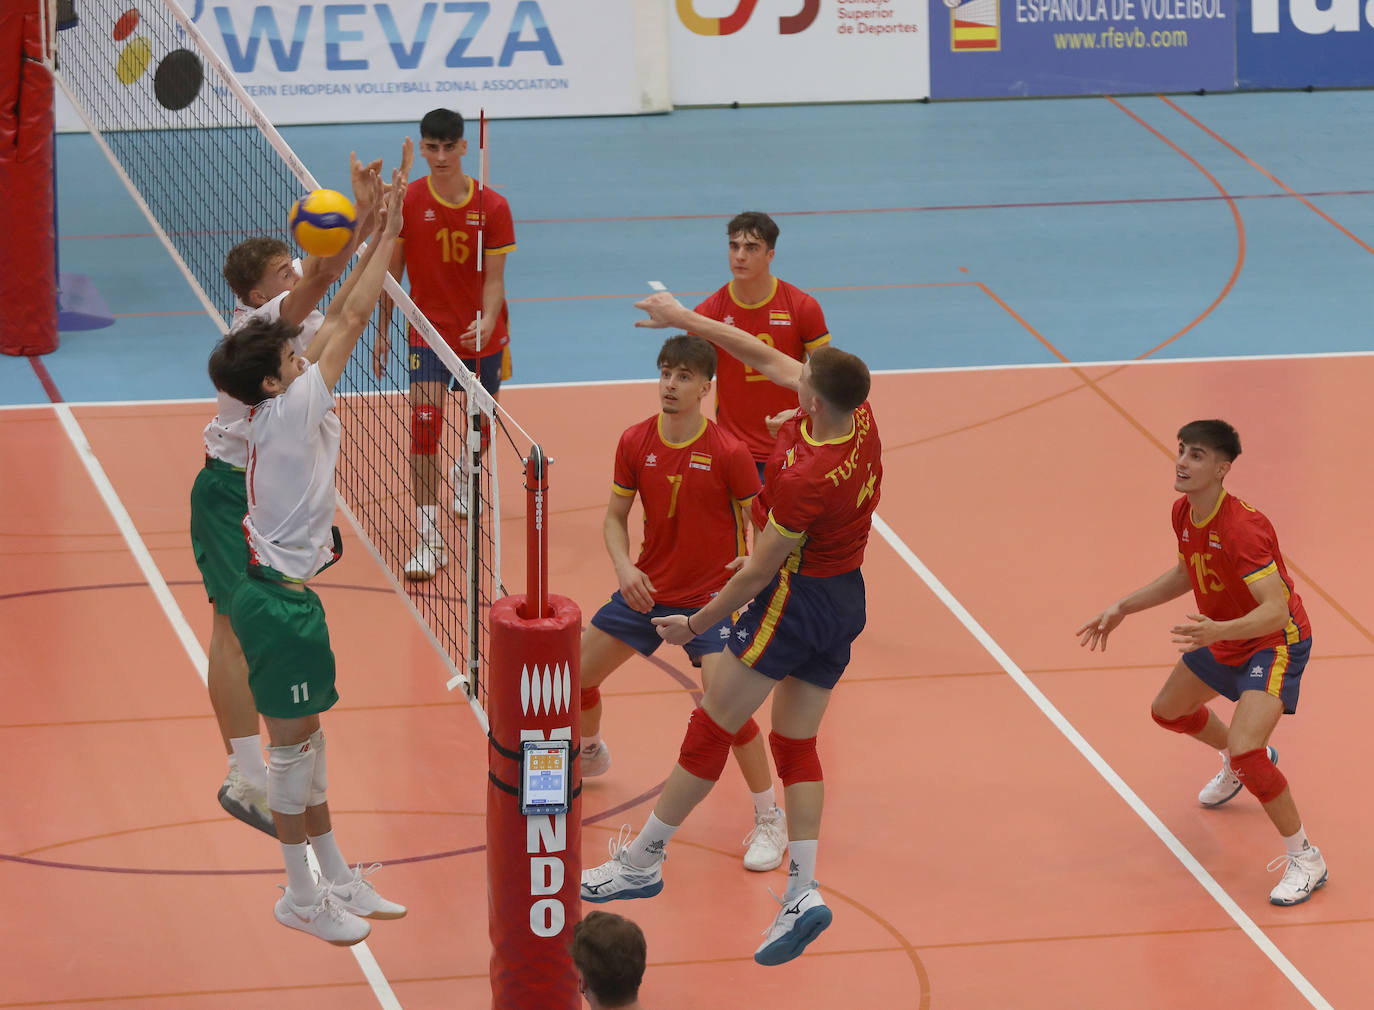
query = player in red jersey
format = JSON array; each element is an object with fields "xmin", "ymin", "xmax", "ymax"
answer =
[
  {"xmin": 582, "ymin": 292, "xmax": 881, "ymax": 968},
  {"xmin": 372, "ymin": 108, "xmax": 516, "ymax": 581},
  {"xmin": 1078, "ymin": 420, "xmax": 1326, "ymax": 906},
  {"xmin": 693, "ymin": 212, "xmax": 830, "ymax": 475},
  {"xmin": 580, "ymin": 335, "xmax": 787, "ymax": 872}
]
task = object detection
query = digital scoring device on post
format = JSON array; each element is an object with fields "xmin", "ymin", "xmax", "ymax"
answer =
[{"xmin": 520, "ymin": 738, "xmax": 572, "ymax": 816}]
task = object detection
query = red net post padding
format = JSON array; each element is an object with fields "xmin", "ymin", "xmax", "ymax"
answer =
[
  {"xmin": 0, "ymin": 6, "xmax": 57, "ymax": 356},
  {"xmin": 487, "ymin": 592, "xmax": 582, "ymax": 1010}
]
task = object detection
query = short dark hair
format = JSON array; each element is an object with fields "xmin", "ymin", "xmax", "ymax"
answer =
[
  {"xmin": 208, "ymin": 316, "xmax": 299, "ymax": 406},
  {"xmin": 223, "ymin": 236, "xmax": 289, "ymax": 303},
  {"xmin": 571, "ymin": 912, "xmax": 646, "ymax": 1008},
  {"xmin": 657, "ymin": 334, "xmax": 716, "ymax": 380},
  {"xmin": 420, "ymin": 108, "xmax": 464, "ymax": 141},
  {"xmin": 808, "ymin": 345, "xmax": 870, "ymax": 412},
  {"xmin": 1178, "ymin": 419, "xmax": 1242, "ymax": 461},
  {"xmin": 727, "ymin": 211, "xmax": 779, "ymax": 250}
]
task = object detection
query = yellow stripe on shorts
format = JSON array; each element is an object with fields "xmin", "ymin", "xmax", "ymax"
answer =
[
  {"xmin": 1265, "ymin": 645, "xmax": 1289, "ymax": 699},
  {"xmin": 740, "ymin": 568, "xmax": 794, "ymax": 667}
]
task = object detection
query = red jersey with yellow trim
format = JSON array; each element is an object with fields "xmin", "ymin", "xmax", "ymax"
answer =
[
  {"xmin": 693, "ymin": 278, "xmax": 830, "ymax": 462},
  {"xmin": 612, "ymin": 415, "xmax": 760, "ymax": 607},
  {"xmin": 400, "ymin": 175, "xmax": 515, "ymax": 359},
  {"xmin": 752, "ymin": 402, "xmax": 882, "ymax": 577},
  {"xmin": 1171, "ymin": 490, "xmax": 1311, "ymax": 665}
]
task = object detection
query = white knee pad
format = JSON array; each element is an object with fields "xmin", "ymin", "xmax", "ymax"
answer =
[
  {"xmin": 267, "ymin": 739, "xmax": 316, "ymax": 815},
  {"xmin": 308, "ymin": 729, "xmax": 328, "ymax": 807}
]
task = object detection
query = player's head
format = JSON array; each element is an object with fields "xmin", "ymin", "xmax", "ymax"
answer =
[
  {"xmin": 571, "ymin": 911, "xmax": 646, "ymax": 1009},
  {"xmin": 727, "ymin": 212, "xmax": 777, "ymax": 285},
  {"xmin": 656, "ymin": 335, "xmax": 715, "ymax": 416},
  {"xmin": 223, "ymin": 237, "xmax": 296, "ymax": 308},
  {"xmin": 802, "ymin": 345, "xmax": 870, "ymax": 415},
  {"xmin": 419, "ymin": 109, "xmax": 467, "ymax": 176},
  {"xmin": 208, "ymin": 316, "xmax": 306, "ymax": 406},
  {"xmin": 1175, "ymin": 419, "xmax": 1241, "ymax": 491}
]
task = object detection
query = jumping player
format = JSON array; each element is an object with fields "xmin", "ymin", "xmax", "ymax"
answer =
[
  {"xmin": 581, "ymin": 291, "xmax": 881, "ymax": 967},
  {"xmin": 581, "ymin": 334, "xmax": 788, "ymax": 872},
  {"xmin": 208, "ymin": 153, "xmax": 410, "ymax": 945},
  {"xmin": 372, "ymin": 108, "xmax": 516, "ymax": 581},
  {"xmin": 1077, "ymin": 419, "xmax": 1326, "ymax": 906}
]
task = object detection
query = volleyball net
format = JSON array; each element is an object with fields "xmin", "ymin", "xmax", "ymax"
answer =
[{"xmin": 46, "ymin": 0, "xmax": 553, "ymax": 724}]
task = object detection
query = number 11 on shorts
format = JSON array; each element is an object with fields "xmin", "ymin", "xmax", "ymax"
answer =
[{"xmin": 291, "ymin": 682, "xmax": 310, "ymax": 704}]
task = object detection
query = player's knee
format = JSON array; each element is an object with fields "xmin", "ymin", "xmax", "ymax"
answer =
[
  {"xmin": 307, "ymin": 729, "xmax": 328, "ymax": 807},
  {"xmin": 580, "ymin": 686, "xmax": 601, "ymax": 712},
  {"xmin": 1231, "ymin": 746, "xmax": 1287, "ymax": 803},
  {"xmin": 1151, "ymin": 705, "xmax": 1209, "ymax": 735},
  {"xmin": 732, "ymin": 718, "xmax": 760, "ymax": 748},
  {"xmin": 410, "ymin": 403, "xmax": 443, "ymax": 455},
  {"xmin": 769, "ymin": 731, "xmax": 822, "ymax": 786},
  {"xmin": 267, "ymin": 738, "xmax": 316, "ymax": 815},
  {"xmin": 677, "ymin": 706, "xmax": 734, "ymax": 782}
]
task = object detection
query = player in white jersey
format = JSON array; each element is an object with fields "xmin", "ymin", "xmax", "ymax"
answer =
[
  {"xmin": 208, "ymin": 148, "xmax": 411, "ymax": 946},
  {"xmin": 193, "ymin": 154, "xmax": 381, "ymax": 836}
]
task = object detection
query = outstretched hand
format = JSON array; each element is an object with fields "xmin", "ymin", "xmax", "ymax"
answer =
[
  {"xmin": 634, "ymin": 291, "xmax": 688, "ymax": 330},
  {"xmin": 1076, "ymin": 605, "xmax": 1125, "ymax": 652}
]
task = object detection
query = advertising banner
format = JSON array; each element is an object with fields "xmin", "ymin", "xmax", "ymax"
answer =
[
  {"xmin": 1236, "ymin": 0, "xmax": 1374, "ymax": 88},
  {"xmin": 670, "ymin": 0, "xmax": 930, "ymax": 105},
  {"xmin": 58, "ymin": 0, "xmax": 664, "ymax": 130},
  {"xmin": 928, "ymin": 0, "xmax": 1237, "ymax": 97}
]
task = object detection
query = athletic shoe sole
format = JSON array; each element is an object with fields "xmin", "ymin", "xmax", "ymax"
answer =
[
  {"xmin": 754, "ymin": 906, "xmax": 834, "ymax": 966},
  {"xmin": 217, "ymin": 784, "xmax": 278, "ymax": 838},
  {"xmin": 274, "ymin": 906, "xmax": 371, "ymax": 946},
  {"xmin": 1269, "ymin": 870, "xmax": 1328, "ymax": 907},
  {"xmin": 581, "ymin": 879, "xmax": 663, "ymax": 904}
]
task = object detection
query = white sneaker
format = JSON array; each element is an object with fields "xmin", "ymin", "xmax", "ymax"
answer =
[
  {"xmin": 743, "ymin": 806, "xmax": 787, "ymax": 872},
  {"xmin": 403, "ymin": 542, "xmax": 448, "ymax": 581},
  {"xmin": 274, "ymin": 885, "xmax": 371, "ymax": 946},
  {"xmin": 1267, "ymin": 847, "xmax": 1328, "ymax": 906},
  {"xmin": 581, "ymin": 826, "xmax": 664, "ymax": 904},
  {"xmin": 450, "ymin": 463, "xmax": 481, "ymax": 519},
  {"xmin": 328, "ymin": 863, "xmax": 407, "ymax": 920},
  {"xmin": 581, "ymin": 740, "xmax": 611, "ymax": 778},
  {"xmin": 218, "ymin": 768, "xmax": 276, "ymax": 837},
  {"xmin": 754, "ymin": 881, "xmax": 833, "ymax": 966},
  {"xmin": 1199, "ymin": 746, "xmax": 1278, "ymax": 807}
]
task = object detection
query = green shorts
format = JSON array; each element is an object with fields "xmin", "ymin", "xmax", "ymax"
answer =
[
  {"xmin": 229, "ymin": 573, "xmax": 339, "ymax": 718},
  {"xmin": 190, "ymin": 461, "xmax": 249, "ymax": 615}
]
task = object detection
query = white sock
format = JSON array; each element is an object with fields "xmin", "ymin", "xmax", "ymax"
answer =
[
  {"xmin": 227, "ymin": 752, "xmax": 238, "ymax": 773},
  {"xmin": 627, "ymin": 813, "xmax": 676, "ymax": 868},
  {"xmin": 583, "ymin": 733, "xmax": 602, "ymax": 751},
  {"xmin": 1282, "ymin": 825, "xmax": 1311, "ymax": 857},
  {"xmin": 784, "ymin": 839, "xmax": 818, "ymax": 899},
  {"xmin": 281, "ymin": 841, "xmax": 316, "ymax": 904},
  {"xmin": 309, "ymin": 828, "xmax": 354, "ymax": 884},
  {"xmin": 417, "ymin": 505, "xmax": 440, "ymax": 545},
  {"xmin": 1218, "ymin": 748, "xmax": 1231, "ymax": 768},
  {"xmin": 230, "ymin": 735, "xmax": 267, "ymax": 791},
  {"xmin": 751, "ymin": 787, "xmax": 777, "ymax": 817}
]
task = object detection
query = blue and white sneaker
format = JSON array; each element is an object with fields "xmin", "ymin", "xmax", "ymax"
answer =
[
  {"xmin": 1199, "ymin": 745, "xmax": 1278, "ymax": 807},
  {"xmin": 1268, "ymin": 846, "xmax": 1327, "ymax": 906},
  {"xmin": 754, "ymin": 881, "xmax": 832, "ymax": 966},
  {"xmin": 580, "ymin": 826, "xmax": 664, "ymax": 903}
]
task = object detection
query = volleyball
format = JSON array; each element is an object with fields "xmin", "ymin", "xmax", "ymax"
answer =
[{"xmin": 288, "ymin": 189, "xmax": 357, "ymax": 257}]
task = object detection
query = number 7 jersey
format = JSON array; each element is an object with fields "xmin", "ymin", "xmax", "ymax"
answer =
[{"xmin": 1172, "ymin": 489, "xmax": 1310, "ymax": 665}]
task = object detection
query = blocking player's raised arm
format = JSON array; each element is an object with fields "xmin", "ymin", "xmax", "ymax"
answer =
[{"xmin": 634, "ymin": 292, "xmax": 803, "ymax": 392}]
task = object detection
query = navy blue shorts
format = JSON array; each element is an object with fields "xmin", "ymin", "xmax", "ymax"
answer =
[
  {"xmin": 590, "ymin": 591, "xmax": 732, "ymax": 668},
  {"xmin": 409, "ymin": 344, "xmax": 502, "ymax": 396},
  {"xmin": 1182, "ymin": 638, "xmax": 1312, "ymax": 715},
  {"xmin": 729, "ymin": 568, "xmax": 866, "ymax": 690}
]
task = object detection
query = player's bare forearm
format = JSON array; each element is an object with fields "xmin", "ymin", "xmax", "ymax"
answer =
[
  {"xmin": 686, "ymin": 525, "xmax": 794, "ymax": 630},
  {"xmin": 1204, "ymin": 576, "xmax": 1291, "ymax": 642},
  {"xmin": 635, "ymin": 293, "xmax": 803, "ymax": 391},
  {"xmin": 1118, "ymin": 563, "xmax": 1192, "ymax": 616}
]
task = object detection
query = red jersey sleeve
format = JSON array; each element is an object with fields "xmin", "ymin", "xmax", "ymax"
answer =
[
  {"xmin": 611, "ymin": 427, "xmax": 639, "ymax": 497},
  {"xmin": 726, "ymin": 439, "xmax": 762, "ymax": 504},
  {"xmin": 484, "ymin": 189, "xmax": 516, "ymax": 255},
  {"xmin": 797, "ymin": 291, "xmax": 831, "ymax": 353},
  {"xmin": 1228, "ymin": 510, "xmax": 1281, "ymax": 585}
]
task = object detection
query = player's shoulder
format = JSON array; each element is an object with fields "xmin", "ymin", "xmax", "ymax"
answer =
[
  {"xmin": 694, "ymin": 282, "xmax": 732, "ymax": 315},
  {"xmin": 1221, "ymin": 491, "xmax": 1274, "ymax": 529},
  {"xmin": 704, "ymin": 418, "xmax": 751, "ymax": 453},
  {"xmin": 620, "ymin": 414, "xmax": 660, "ymax": 444},
  {"xmin": 774, "ymin": 277, "xmax": 817, "ymax": 304}
]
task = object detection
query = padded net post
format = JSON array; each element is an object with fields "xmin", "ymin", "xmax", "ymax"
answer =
[{"xmin": 0, "ymin": 1, "xmax": 57, "ymax": 356}]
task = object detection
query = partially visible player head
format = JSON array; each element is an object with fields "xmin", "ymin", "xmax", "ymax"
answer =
[
  {"xmin": 223, "ymin": 237, "xmax": 297, "ymax": 309},
  {"xmin": 571, "ymin": 911, "xmax": 646, "ymax": 1010},
  {"xmin": 727, "ymin": 211, "xmax": 778, "ymax": 286},
  {"xmin": 656, "ymin": 334, "xmax": 715, "ymax": 416},
  {"xmin": 208, "ymin": 316, "xmax": 306, "ymax": 406},
  {"xmin": 802, "ymin": 345, "xmax": 870, "ymax": 415},
  {"xmin": 419, "ymin": 108, "xmax": 467, "ymax": 179},
  {"xmin": 1175, "ymin": 419, "xmax": 1241, "ymax": 493}
]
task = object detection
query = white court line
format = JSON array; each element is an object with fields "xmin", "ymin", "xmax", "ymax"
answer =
[
  {"xmin": 52, "ymin": 404, "xmax": 404, "ymax": 1010},
  {"xmin": 870, "ymin": 512, "xmax": 1333, "ymax": 1010}
]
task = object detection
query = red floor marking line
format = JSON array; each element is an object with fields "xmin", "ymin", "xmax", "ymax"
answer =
[
  {"xmin": 27, "ymin": 356, "xmax": 62, "ymax": 403},
  {"xmin": 1106, "ymin": 96, "xmax": 1246, "ymax": 361}
]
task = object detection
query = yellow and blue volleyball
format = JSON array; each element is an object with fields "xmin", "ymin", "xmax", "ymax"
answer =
[{"xmin": 288, "ymin": 189, "xmax": 357, "ymax": 257}]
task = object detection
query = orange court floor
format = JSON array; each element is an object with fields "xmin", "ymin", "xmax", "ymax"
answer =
[{"xmin": 1, "ymin": 356, "xmax": 1370, "ymax": 1010}]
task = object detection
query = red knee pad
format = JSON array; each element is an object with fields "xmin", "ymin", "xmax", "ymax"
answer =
[
  {"xmin": 732, "ymin": 718, "xmax": 760, "ymax": 748},
  {"xmin": 410, "ymin": 404, "xmax": 443, "ymax": 455},
  {"xmin": 479, "ymin": 414, "xmax": 491, "ymax": 452},
  {"xmin": 580, "ymin": 686, "xmax": 601, "ymax": 711},
  {"xmin": 769, "ymin": 731, "xmax": 822, "ymax": 786},
  {"xmin": 1151, "ymin": 706, "xmax": 1209, "ymax": 735},
  {"xmin": 677, "ymin": 707, "xmax": 734, "ymax": 782},
  {"xmin": 1232, "ymin": 747, "xmax": 1288, "ymax": 803}
]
